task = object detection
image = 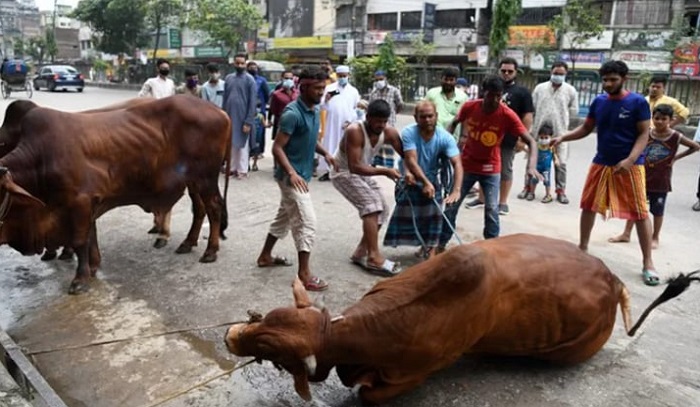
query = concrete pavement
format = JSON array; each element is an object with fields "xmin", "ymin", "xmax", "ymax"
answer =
[{"xmin": 1, "ymin": 88, "xmax": 699, "ymax": 407}]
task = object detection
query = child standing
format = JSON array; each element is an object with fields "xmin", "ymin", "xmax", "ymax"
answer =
[
  {"xmin": 524, "ymin": 123, "xmax": 559, "ymax": 203},
  {"xmin": 609, "ymin": 104, "xmax": 700, "ymax": 248}
]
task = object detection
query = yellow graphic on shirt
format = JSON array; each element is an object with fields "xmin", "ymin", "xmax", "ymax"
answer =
[{"xmin": 479, "ymin": 131, "xmax": 498, "ymax": 147}]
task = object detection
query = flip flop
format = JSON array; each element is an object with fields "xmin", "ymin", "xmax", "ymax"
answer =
[
  {"xmin": 304, "ymin": 276, "xmax": 328, "ymax": 291},
  {"xmin": 365, "ymin": 259, "xmax": 401, "ymax": 277},
  {"xmin": 257, "ymin": 256, "xmax": 293, "ymax": 268},
  {"xmin": 642, "ymin": 269, "xmax": 660, "ymax": 286},
  {"xmin": 350, "ymin": 255, "xmax": 367, "ymax": 268}
]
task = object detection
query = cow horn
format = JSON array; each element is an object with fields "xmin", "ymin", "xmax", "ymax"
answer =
[{"xmin": 303, "ymin": 354, "xmax": 316, "ymax": 376}]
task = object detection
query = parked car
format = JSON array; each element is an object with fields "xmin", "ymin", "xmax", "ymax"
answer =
[{"xmin": 33, "ymin": 65, "xmax": 85, "ymax": 92}]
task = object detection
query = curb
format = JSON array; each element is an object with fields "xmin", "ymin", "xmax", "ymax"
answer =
[{"xmin": 85, "ymin": 81, "xmax": 142, "ymax": 91}]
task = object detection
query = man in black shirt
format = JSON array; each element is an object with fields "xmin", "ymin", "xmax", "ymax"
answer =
[{"xmin": 466, "ymin": 57, "xmax": 533, "ymax": 215}]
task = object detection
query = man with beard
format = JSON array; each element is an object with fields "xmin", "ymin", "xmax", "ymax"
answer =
[
  {"xmin": 223, "ymin": 54, "xmax": 258, "ymax": 179},
  {"xmin": 383, "ymin": 101, "xmax": 464, "ymax": 259},
  {"xmin": 330, "ymin": 100, "xmax": 404, "ymax": 275},
  {"xmin": 466, "ymin": 57, "xmax": 534, "ymax": 215},
  {"xmin": 440, "ymin": 75, "xmax": 540, "ymax": 247},
  {"xmin": 552, "ymin": 60, "xmax": 659, "ymax": 286},
  {"xmin": 256, "ymin": 67, "xmax": 335, "ymax": 291},
  {"xmin": 425, "ymin": 67, "xmax": 467, "ymax": 139}
]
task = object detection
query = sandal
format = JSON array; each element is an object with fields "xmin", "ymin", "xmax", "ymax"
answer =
[
  {"xmin": 350, "ymin": 255, "xmax": 367, "ymax": 268},
  {"xmin": 364, "ymin": 259, "xmax": 402, "ymax": 277},
  {"xmin": 304, "ymin": 276, "xmax": 328, "ymax": 291},
  {"xmin": 642, "ymin": 269, "xmax": 660, "ymax": 286},
  {"xmin": 252, "ymin": 163, "xmax": 259, "ymax": 172},
  {"xmin": 257, "ymin": 256, "xmax": 293, "ymax": 268},
  {"xmin": 541, "ymin": 195, "xmax": 553, "ymax": 204}
]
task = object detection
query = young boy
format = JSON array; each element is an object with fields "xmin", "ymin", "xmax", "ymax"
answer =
[
  {"xmin": 524, "ymin": 123, "xmax": 560, "ymax": 203},
  {"xmin": 609, "ymin": 104, "xmax": 699, "ymax": 248}
]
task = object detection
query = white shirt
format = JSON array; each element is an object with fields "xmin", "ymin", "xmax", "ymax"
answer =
[{"xmin": 138, "ymin": 76, "xmax": 176, "ymax": 99}]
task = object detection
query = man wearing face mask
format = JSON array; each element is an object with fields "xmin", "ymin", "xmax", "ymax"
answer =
[
  {"xmin": 223, "ymin": 53, "xmax": 258, "ymax": 179},
  {"xmin": 520, "ymin": 61, "xmax": 579, "ymax": 204},
  {"xmin": 138, "ymin": 58, "xmax": 176, "ymax": 99},
  {"xmin": 270, "ymin": 70, "xmax": 299, "ymax": 142},
  {"xmin": 201, "ymin": 63, "xmax": 225, "ymax": 108},
  {"xmin": 369, "ymin": 70, "xmax": 403, "ymax": 168},
  {"xmin": 176, "ymin": 69, "xmax": 202, "ymax": 97},
  {"xmin": 317, "ymin": 65, "xmax": 360, "ymax": 181}
]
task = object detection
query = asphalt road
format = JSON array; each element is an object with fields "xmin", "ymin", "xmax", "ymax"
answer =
[{"xmin": 1, "ymin": 87, "xmax": 699, "ymax": 407}]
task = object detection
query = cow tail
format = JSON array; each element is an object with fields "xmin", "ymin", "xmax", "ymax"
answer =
[
  {"xmin": 220, "ymin": 115, "xmax": 232, "ymax": 240},
  {"xmin": 623, "ymin": 270, "xmax": 700, "ymax": 337}
]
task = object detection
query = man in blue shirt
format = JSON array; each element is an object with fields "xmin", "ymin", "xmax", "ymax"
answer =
[
  {"xmin": 554, "ymin": 60, "xmax": 659, "ymax": 286},
  {"xmin": 256, "ymin": 67, "xmax": 335, "ymax": 291}
]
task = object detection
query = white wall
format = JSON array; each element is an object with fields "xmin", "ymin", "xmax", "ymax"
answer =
[
  {"xmin": 314, "ymin": 0, "xmax": 334, "ymax": 36},
  {"xmin": 521, "ymin": 0, "xmax": 566, "ymax": 7},
  {"xmin": 367, "ymin": 0, "xmax": 487, "ymax": 14}
]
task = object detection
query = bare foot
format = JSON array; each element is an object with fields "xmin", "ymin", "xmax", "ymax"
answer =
[
  {"xmin": 608, "ymin": 235, "xmax": 631, "ymax": 243},
  {"xmin": 651, "ymin": 239, "xmax": 659, "ymax": 249}
]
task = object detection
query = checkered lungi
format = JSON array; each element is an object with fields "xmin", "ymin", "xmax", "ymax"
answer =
[
  {"xmin": 331, "ymin": 172, "xmax": 390, "ymax": 225},
  {"xmin": 383, "ymin": 183, "xmax": 443, "ymax": 248}
]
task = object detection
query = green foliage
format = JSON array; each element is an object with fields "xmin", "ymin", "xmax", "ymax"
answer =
[
  {"xmin": 44, "ymin": 29, "xmax": 58, "ymax": 62},
  {"xmin": 92, "ymin": 58, "xmax": 111, "ymax": 72},
  {"xmin": 12, "ymin": 38, "xmax": 26, "ymax": 57},
  {"xmin": 410, "ymin": 34, "xmax": 435, "ymax": 66},
  {"xmin": 186, "ymin": 0, "xmax": 263, "ymax": 57},
  {"xmin": 27, "ymin": 36, "xmax": 47, "ymax": 64},
  {"xmin": 549, "ymin": 0, "xmax": 604, "ymax": 70},
  {"xmin": 348, "ymin": 35, "xmax": 411, "ymax": 96},
  {"xmin": 145, "ymin": 0, "xmax": 183, "ymax": 58},
  {"xmin": 254, "ymin": 50, "xmax": 289, "ymax": 64},
  {"xmin": 488, "ymin": 0, "xmax": 521, "ymax": 62},
  {"xmin": 73, "ymin": 0, "xmax": 149, "ymax": 54}
]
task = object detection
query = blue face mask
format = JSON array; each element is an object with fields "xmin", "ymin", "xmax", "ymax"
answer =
[
  {"xmin": 338, "ymin": 77, "xmax": 349, "ymax": 86},
  {"xmin": 282, "ymin": 79, "xmax": 294, "ymax": 89}
]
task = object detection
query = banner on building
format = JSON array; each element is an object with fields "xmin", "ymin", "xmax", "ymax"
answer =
[
  {"xmin": 612, "ymin": 50, "xmax": 671, "ymax": 72},
  {"xmin": 508, "ymin": 26, "xmax": 556, "ymax": 47},
  {"xmin": 615, "ymin": 30, "xmax": 673, "ymax": 49},
  {"xmin": 422, "ymin": 2, "xmax": 436, "ymax": 43},
  {"xmin": 672, "ymin": 43, "xmax": 700, "ymax": 76},
  {"xmin": 551, "ymin": 51, "xmax": 606, "ymax": 70},
  {"xmin": 562, "ymin": 30, "xmax": 614, "ymax": 50},
  {"xmin": 272, "ymin": 36, "xmax": 332, "ymax": 49}
]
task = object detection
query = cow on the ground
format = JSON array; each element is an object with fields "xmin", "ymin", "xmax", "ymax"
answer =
[
  {"xmin": 224, "ymin": 234, "xmax": 698, "ymax": 405},
  {"xmin": 0, "ymin": 95, "xmax": 231, "ymax": 294}
]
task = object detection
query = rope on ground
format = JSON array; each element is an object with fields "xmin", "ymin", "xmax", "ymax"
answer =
[
  {"xmin": 143, "ymin": 358, "xmax": 258, "ymax": 407},
  {"xmin": 27, "ymin": 319, "xmax": 247, "ymax": 356}
]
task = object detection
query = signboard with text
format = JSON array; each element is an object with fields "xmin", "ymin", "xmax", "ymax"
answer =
[
  {"xmin": 612, "ymin": 50, "xmax": 671, "ymax": 72},
  {"xmin": 168, "ymin": 28, "xmax": 181, "ymax": 49},
  {"xmin": 508, "ymin": 26, "xmax": 556, "ymax": 47},
  {"xmin": 672, "ymin": 43, "xmax": 700, "ymax": 76},
  {"xmin": 422, "ymin": 2, "xmax": 436, "ymax": 43}
]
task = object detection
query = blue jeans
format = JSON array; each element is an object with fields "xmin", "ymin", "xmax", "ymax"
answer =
[{"xmin": 439, "ymin": 173, "xmax": 501, "ymax": 246}]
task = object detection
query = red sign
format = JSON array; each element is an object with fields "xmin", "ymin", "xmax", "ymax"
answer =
[{"xmin": 672, "ymin": 43, "xmax": 700, "ymax": 76}]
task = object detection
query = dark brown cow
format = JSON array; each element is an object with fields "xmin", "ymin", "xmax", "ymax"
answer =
[
  {"xmin": 224, "ymin": 234, "xmax": 697, "ymax": 405},
  {"xmin": 0, "ymin": 95, "xmax": 231, "ymax": 294}
]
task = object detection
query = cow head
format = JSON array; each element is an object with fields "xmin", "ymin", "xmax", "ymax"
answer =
[
  {"xmin": 0, "ymin": 100, "xmax": 38, "ymax": 157},
  {"xmin": 0, "ymin": 166, "xmax": 48, "ymax": 250},
  {"xmin": 224, "ymin": 278, "xmax": 332, "ymax": 401}
]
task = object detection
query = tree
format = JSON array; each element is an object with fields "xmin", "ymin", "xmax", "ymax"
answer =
[
  {"xmin": 549, "ymin": 0, "xmax": 604, "ymax": 72},
  {"xmin": 145, "ymin": 0, "xmax": 182, "ymax": 65},
  {"xmin": 72, "ymin": 0, "xmax": 149, "ymax": 55},
  {"xmin": 348, "ymin": 35, "xmax": 411, "ymax": 99},
  {"xmin": 27, "ymin": 36, "xmax": 47, "ymax": 64},
  {"xmin": 44, "ymin": 28, "xmax": 58, "ymax": 62},
  {"xmin": 488, "ymin": 0, "xmax": 521, "ymax": 64},
  {"xmin": 186, "ymin": 0, "xmax": 263, "ymax": 57},
  {"xmin": 410, "ymin": 34, "xmax": 435, "ymax": 92}
]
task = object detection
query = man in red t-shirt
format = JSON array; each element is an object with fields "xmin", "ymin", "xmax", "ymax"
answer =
[{"xmin": 437, "ymin": 75, "xmax": 540, "ymax": 246}]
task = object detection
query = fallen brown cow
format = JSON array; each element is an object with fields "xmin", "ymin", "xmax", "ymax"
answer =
[
  {"xmin": 224, "ymin": 234, "xmax": 698, "ymax": 405},
  {"xmin": 0, "ymin": 96, "xmax": 231, "ymax": 294}
]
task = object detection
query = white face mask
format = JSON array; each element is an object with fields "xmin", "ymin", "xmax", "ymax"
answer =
[
  {"xmin": 374, "ymin": 80, "xmax": 386, "ymax": 89},
  {"xmin": 538, "ymin": 138, "xmax": 551, "ymax": 146},
  {"xmin": 550, "ymin": 74, "xmax": 566, "ymax": 85}
]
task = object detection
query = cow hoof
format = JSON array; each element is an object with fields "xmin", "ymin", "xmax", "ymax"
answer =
[
  {"xmin": 199, "ymin": 252, "xmax": 217, "ymax": 263},
  {"xmin": 58, "ymin": 250, "xmax": 75, "ymax": 261},
  {"xmin": 41, "ymin": 251, "xmax": 57, "ymax": 261},
  {"xmin": 147, "ymin": 226, "xmax": 161, "ymax": 234},
  {"xmin": 68, "ymin": 281, "xmax": 89, "ymax": 295},
  {"xmin": 153, "ymin": 238, "xmax": 168, "ymax": 249},
  {"xmin": 175, "ymin": 244, "xmax": 192, "ymax": 254}
]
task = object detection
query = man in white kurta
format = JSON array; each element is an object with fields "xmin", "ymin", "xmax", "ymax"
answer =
[{"xmin": 317, "ymin": 65, "xmax": 360, "ymax": 181}]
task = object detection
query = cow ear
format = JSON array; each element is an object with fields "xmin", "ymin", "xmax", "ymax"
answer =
[
  {"xmin": 292, "ymin": 372, "xmax": 312, "ymax": 401},
  {"xmin": 292, "ymin": 277, "xmax": 312, "ymax": 309},
  {"xmin": 0, "ymin": 174, "xmax": 45, "ymax": 207}
]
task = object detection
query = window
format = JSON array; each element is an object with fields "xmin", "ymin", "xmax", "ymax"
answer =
[
  {"xmin": 515, "ymin": 7, "xmax": 562, "ymax": 25},
  {"xmin": 613, "ymin": 0, "xmax": 670, "ymax": 25},
  {"xmin": 336, "ymin": 5, "xmax": 352, "ymax": 29},
  {"xmin": 401, "ymin": 11, "xmax": 422, "ymax": 30},
  {"xmin": 435, "ymin": 9, "xmax": 476, "ymax": 28},
  {"xmin": 368, "ymin": 13, "xmax": 398, "ymax": 31}
]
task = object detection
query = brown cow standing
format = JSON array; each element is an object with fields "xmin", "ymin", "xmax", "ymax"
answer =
[
  {"xmin": 224, "ymin": 234, "xmax": 697, "ymax": 405},
  {"xmin": 0, "ymin": 95, "xmax": 231, "ymax": 294}
]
